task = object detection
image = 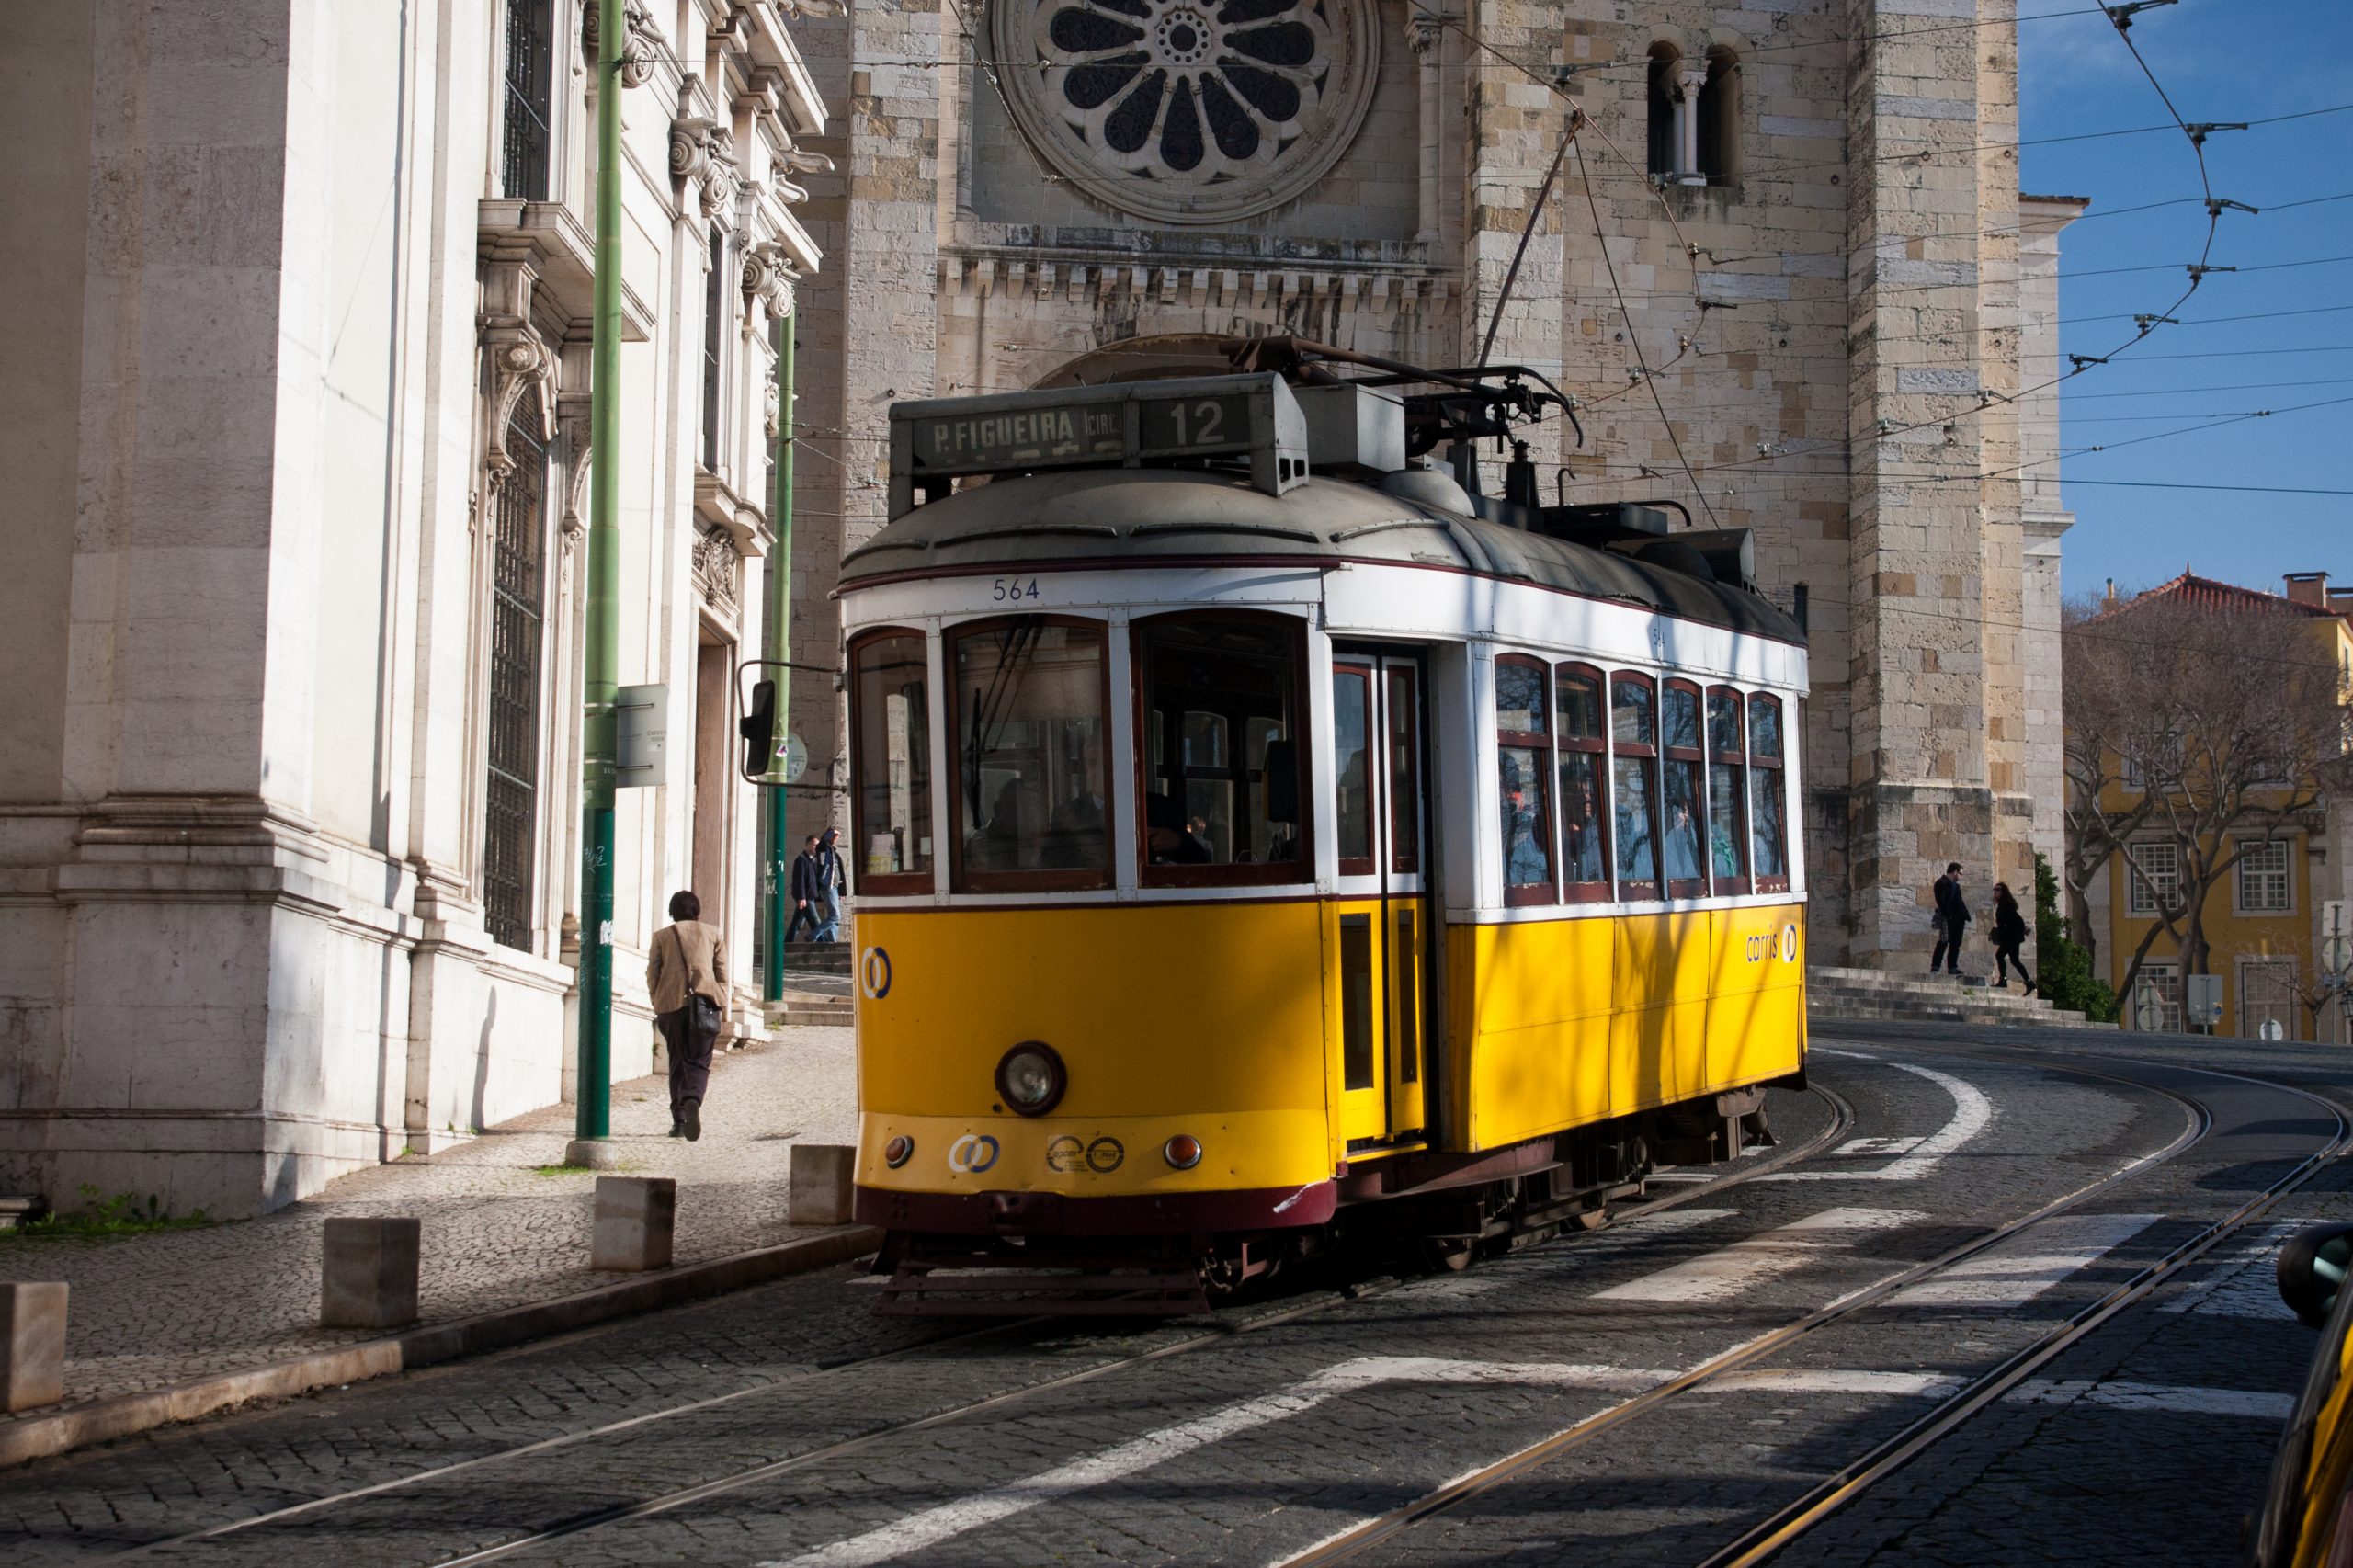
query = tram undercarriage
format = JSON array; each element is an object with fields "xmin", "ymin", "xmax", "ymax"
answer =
[{"xmin": 870, "ymin": 1088, "xmax": 1781, "ymax": 1317}]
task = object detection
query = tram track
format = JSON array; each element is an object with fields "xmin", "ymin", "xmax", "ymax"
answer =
[
  {"xmin": 1279, "ymin": 1042, "xmax": 2349, "ymax": 1568},
  {"xmin": 94, "ymin": 1086, "xmax": 1857, "ymax": 1567}
]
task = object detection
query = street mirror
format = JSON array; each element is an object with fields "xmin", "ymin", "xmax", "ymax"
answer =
[
  {"xmin": 739, "ymin": 677, "xmax": 778, "ymax": 783},
  {"xmin": 2277, "ymin": 1221, "xmax": 2353, "ymax": 1328}
]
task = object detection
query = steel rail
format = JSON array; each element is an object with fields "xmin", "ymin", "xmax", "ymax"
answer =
[
  {"xmin": 1695, "ymin": 1045, "xmax": 2353, "ymax": 1568},
  {"xmin": 1276, "ymin": 1049, "xmax": 2216, "ymax": 1568},
  {"xmin": 108, "ymin": 1084, "xmax": 1849, "ymax": 1567}
]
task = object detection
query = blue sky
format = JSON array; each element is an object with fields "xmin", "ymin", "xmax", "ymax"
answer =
[{"xmin": 2019, "ymin": 0, "xmax": 2353, "ymax": 601}]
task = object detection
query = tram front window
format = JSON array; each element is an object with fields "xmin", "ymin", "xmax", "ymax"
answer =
[
  {"xmin": 949, "ymin": 619, "xmax": 1109, "ymax": 889},
  {"xmin": 850, "ymin": 631, "xmax": 934, "ymax": 892},
  {"xmin": 1136, "ymin": 612, "xmax": 1304, "ymax": 882}
]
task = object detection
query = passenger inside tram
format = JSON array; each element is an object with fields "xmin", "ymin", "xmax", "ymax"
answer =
[{"xmin": 1145, "ymin": 792, "xmax": 1211, "ymax": 864}]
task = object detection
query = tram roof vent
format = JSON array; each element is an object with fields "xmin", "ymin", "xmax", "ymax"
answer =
[
  {"xmin": 1292, "ymin": 383, "xmax": 1406, "ymax": 476},
  {"xmin": 886, "ymin": 373, "xmax": 1310, "ymax": 518}
]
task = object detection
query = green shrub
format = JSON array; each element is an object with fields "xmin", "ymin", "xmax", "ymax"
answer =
[
  {"xmin": 2034, "ymin": 852, "xmax": 2119, "ymax": 1022},
  {"xmin": 1, "ymin": 1185, "xmax": 213, "ymax": 1242}
]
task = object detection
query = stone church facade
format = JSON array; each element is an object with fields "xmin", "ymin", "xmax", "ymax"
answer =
[
  {"xmin": 0, "ymin": 0, "xmax": 826, "ymax": 1216},
  {"xmin": 783, "ymin": 0, "xmax": 2073, "ymax": 962}
]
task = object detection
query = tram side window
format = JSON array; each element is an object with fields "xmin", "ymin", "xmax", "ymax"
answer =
[
  {"xmin": 1611, "ymin": 673, "xmax": 1662, "ymax": 899},
  {"xmin": 1706, "ymin": 686, "xmax": 1748, "ymax": 893},
  {"xmin": 1135, "ymin": 612, "xmax": 1305, "ymax": 882},
  {"xmin": 1333, "ymin": 666, "xmax": 1372, "ymax": 873},
  {"xmin": 1749, "ymin": 692, "xmax": 1790, "ymax": 891},
  {"xmin": 1661, "ymin": 682, "xmax": 1705, "ymax": 896},
  {"xmin": 850, "ymin": 631, "xmax": 934, "ymax": 892},
  {"xmin": 1496, "ymin": 656, "xmax": 1553, "ymax": 903},
  {"xmin": 1555, "ymin": 665, "xmax": 1610, "ymax": 899},
  {"xmin": 949, "ymin": 619, "xmax": 1109, "ymax": 890}
]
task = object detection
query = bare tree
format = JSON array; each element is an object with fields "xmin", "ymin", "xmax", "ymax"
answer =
[{"xmin": 2063, "ymin": 596, "xmax": 2345, "ymax": 1020}]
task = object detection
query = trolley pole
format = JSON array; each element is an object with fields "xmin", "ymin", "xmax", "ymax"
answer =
[
  {"xmin": 568, "ymin": 0, "xmax": 623, "ymax": 1159},
  {"xmin": 763, "ymin": 320, "xmax": 796, "ymax": 1004}
]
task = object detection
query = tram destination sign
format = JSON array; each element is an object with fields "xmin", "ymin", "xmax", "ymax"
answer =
[{"xmin": 888, "ymin": 373, "xmax": 1308, "ymax": 517}]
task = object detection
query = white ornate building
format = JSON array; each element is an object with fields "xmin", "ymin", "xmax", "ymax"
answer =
[{"xmin": 0, "ymin": 0, "xmax": 826, "ymax": 1216}]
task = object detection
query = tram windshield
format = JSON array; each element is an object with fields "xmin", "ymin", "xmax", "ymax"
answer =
[
  {"xmin": 949, "ymin": 619, "xmax": 1110, "ymax": 888},
  {"xmin": 1135, "ymin": 613, "xmax": 1304, "ymax": 880}
]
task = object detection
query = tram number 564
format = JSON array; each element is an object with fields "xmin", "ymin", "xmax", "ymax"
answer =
[{"xmin": 991, "ymin": 576, "xmax": 1041, "ymax": 602}]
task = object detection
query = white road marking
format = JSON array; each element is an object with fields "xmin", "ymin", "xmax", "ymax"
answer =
[
  {"xmin": 2006, "ymin": 1379, "xmax": 2294, "ymax": 1421},
  {"xmin": 1830, "ymin": 1136, "xmax": 1926, "ymax": 1159},
  {"xmin": 1763, "ymin": 1060, "xmax": 1995, "ymax": 1182},
  {"xmin": 1888, "ymin": 1213, "xmax": 2161, "ymax": 1308},
  {"xmin": 1593, "ymin": 1207, "xmax": 1926, "ymax": 1304},
  {"xmin": 766, "ymin": 1353, "xmax": 2297, "ymax": 1567},
  {"xmin": 2161, "ymin": 1220, "xmax": 2302, "ymax": 1320}
]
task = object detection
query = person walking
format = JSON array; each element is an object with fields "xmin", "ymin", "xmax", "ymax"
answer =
[
  {"xmin": 784, "ymin": 834, "xmax": 824, "ymax": 944},
  {"xmin": 646, "ymin": 890, "xmax": 726, "ymax": 1141},
  {"xmin": 811, "ymin": 825, "xmax": 848, "ymax": 942},
  {"xmin": 1929, "ymin": 861, "xmax": 1972, "ymax": 977},
  {"xmin": 1991, "ymin": 881, "xmax": 2036, "ymax": 994}
]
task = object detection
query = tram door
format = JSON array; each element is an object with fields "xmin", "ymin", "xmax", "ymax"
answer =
[{"xmin": 1331, "ymin": 652, "xmax": 1429, "ymax": 1146}]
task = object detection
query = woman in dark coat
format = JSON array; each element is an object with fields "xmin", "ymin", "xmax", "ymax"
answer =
[{"xmin": 1991, "ymin": 881, "xmax": 2035, "ymax": 994}]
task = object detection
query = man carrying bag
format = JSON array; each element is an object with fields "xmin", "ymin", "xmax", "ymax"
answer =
[{"xmin": 646, "ymin": 890, "xmax": 727, "ymax": 1141}]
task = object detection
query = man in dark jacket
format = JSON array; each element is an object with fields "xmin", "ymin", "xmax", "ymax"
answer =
[
  {"xmin": 1930, "ymin": 861, "xmax": 1972, "ymax": 976},
  {"xmin": 811, "ymin": 826, "xmax": 848, "ymax": 941},
  {"xmin": 784, "ymin": 834, "xmax": 824, "ymax": 943}
]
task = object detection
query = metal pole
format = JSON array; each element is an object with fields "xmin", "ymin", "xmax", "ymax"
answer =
[
  {"xmin": 570, "ymin": 0, "xmax": 623, "ymax": 1155},
  {"xmin": 764, "ymin": 315, "xmax": 796, "ymax": 1003}
]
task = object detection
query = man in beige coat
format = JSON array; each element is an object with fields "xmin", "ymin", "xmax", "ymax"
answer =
[{"xmin": 646, "ymin": 890, "xmax": 727, "ymax": 1140}]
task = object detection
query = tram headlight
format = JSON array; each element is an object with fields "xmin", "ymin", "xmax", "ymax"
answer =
[
  {"xmin": 995, "ymin": 1041, "xmax": 1066, "ymax": 1118},
  {"xmin": 1163, "ymin": 1134, "xmax": 1203, "ymax": 1170},
  {"xmin": 883, "ymin": 1135, "xmax": 913, "ymax": 1168}
]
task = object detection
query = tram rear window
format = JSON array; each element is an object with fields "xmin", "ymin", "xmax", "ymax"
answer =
[
  {"xmin": 949, "ymin": 619, "xmax": 1110, "ymax": 891},
  {"xmin": 850, "ymin": 631, "xmax": 934, "ymax": 893},
  {"xmin": 1134, "ymin": 613, "xmax": 1305, "ymax": 883}
]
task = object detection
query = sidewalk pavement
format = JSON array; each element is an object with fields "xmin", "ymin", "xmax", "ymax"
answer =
[{"xmin": 0, "ymin": 1027, "xmax": 861, "ymax": 1445}]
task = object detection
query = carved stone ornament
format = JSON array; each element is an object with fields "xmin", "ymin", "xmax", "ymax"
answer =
[
  {"xmin": 763, "ymin": 380, "xmax": 782, "ymax": 440},
  {"xmin": 582, "ymin": 0, "xmax": 663, "ymax": 89},
  {"xmin": 483, "ymin": 334, "xmax": 556, "ymax": 494},
  {"xmin": 991, "ymin": 0, "xmax": 1379, "ymax": 225},
  {"xmin": 742, "ymin": 241, "xmax": 800, "ymax": 315},
  {"xmin": 690, "ymin": 525, "xmax": 741, "ymax": 617},
  {"xmin": 560, "ymin": 417, "xmax": 592, "ymax": 555},
  {"xmin": 671, "ymin": 117, "xmax": 741, "ymax": 218}
]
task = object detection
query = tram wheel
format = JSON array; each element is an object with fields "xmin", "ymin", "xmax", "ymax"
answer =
[{"xmin": 1421, "ymin": 1237, "xmax": 1478, "ymax": 1273}]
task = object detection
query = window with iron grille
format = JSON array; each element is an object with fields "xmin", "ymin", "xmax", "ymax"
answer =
[
  {"xmin": 2236, "ymin": 836, "xmax": 2293, "ymax": 913},
  {"xmin": 2133, "ymin": 962, "xmax": 2182, "ymax": 1033},
  {"xmin": 2126, "ymin": 839, "xmax": 2178, "ymax": 916},
  {"xmin": 483, "ymin": 405, "xmax": 549, "ymax": 951},
  {"xmin": 501, "ymin": 0, "xmax": 553, "ymax": 200},
  {"xmin": 2238, "ymin": 958, "xmax": 2297, "ymax": 1040},
  {"xmin": 702, "ymin": 225, "xmax": 725, "ymax": 472}
]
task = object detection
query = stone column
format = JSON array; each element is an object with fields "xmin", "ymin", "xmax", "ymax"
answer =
[
  {"xmin": 1677, "ymin": 67, "xmax": 1706, "ymax": 181},
  {"xmin": 1841, "ymin": 0, "xmax": 2029, "ymax": 965},
  {"xmin": 1411, "ymin": 17, "xmax": 1444, "ymax": 247}
]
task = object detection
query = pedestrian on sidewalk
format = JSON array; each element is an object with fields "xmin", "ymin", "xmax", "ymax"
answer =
[
  {"xmin": 1991, "ymin": 881, "xmax": 2036, "ymax": 994},
  {"xmin": 811, "ymin": 825, "xmax": 848, "ymax": 942},
  {"xmin": 784, "ymin": 833, "xmax": 824, "ymax": 943},
  {"xmin": 1929, "ymin": 861, "xmax": 1972, "ymax": 977},
  {"xmin": 647, "ymin": 890, "xmax": 726, "ymax": 1141}
]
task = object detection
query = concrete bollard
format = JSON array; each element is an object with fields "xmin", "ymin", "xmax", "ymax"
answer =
[
  {"xmin": 591, "ymin": 1176, "xmax": 676, "ymax": 1271},
  {"xmin": 321, "ymin": 1217, "xmax": 421, "ymax": 1329},
  {"xmin": 788, "ymin": 1145, "xmax": 856, "ymax": 1226},
  {"xmin": 0, "ymin": 1282, "xmax": 67, "ymax": 1413}
]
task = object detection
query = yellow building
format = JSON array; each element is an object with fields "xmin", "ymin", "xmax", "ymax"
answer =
[{"xmin": 2091, "ymin": 572, "xmax": 2353, "ymax": 1040}]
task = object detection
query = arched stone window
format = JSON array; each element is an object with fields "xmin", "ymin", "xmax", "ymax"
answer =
[
  {"xmin": 1699, "ymin": 46, "xmax": 1740, "ymax": 186},
  {"xmin": 484, "ymin": 388, "xmax": 551, "ymax": 953},
  {"xmin": 1646, "ymin": 43, "xmax": 1681, "ymax": 180}
]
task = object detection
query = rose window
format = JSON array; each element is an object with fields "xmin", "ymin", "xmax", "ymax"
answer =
[{"xmin": 995, "ymin": 0, "xmax": 1377, "ymax": 225}]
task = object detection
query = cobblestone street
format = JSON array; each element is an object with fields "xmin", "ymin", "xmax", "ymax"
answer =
[
  {"xmin": 0, "ymin": 1028, "xmax": 855, "ymax": 1414},
  {"xmin": 0, "ymin": 1022, "xmax": 2342, "ymax": 1567}
]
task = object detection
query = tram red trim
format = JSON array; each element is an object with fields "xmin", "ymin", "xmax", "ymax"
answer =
[{"xmin": 856, "ymin": 1180, "xmax": 1341, "ymax": 1236}]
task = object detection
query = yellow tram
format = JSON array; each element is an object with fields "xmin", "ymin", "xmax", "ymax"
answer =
[{"xmin": 830, "ymin": 352, "xmax": 1807, "ymax": 1312}]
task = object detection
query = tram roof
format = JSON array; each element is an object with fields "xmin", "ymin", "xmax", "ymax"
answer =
[{"xmin": 838, "ymin": 468, "xmax": 1806, "ymax": 647}]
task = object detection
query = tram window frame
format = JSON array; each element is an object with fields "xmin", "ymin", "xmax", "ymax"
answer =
[
  {"xmin": 1333, "ymin": 660, "xmax": 1376, "ymax": 879},
  {"xmin": 847, "ymin": 626, "xmax": 938, "ymax": 896},
  {"xmin": 1659, "ymin": 678, "xmax": 1707, "ymax": 899},
  {"xmin": 1705, "ymin": 683, "xmax": 1750, "ymax": 896},
  {"xmin": 1131, "ymin": 608, "xmax": 1312, "ymax": 889},
  {"xmin": 944, "ymin": 614, "xmax": 1115, "ymax": 894},
  {"xmin": 1609, "ymin": 671, "xmax": 1663, "ymax": 902},
  {"xmin": 1748, "ymin": 690, "xmax": 1791, "ymax": 893},
  {"xmin": 1495, "ymin": 653, "xmax": 1555, "ymax": 907},
  {"xmin": 1553, "ymin": 662, "xmax": 1612, "ymax": 903}
]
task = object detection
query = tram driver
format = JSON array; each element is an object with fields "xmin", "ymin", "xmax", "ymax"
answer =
[{"xmin": 1145, "ymin": 792, "xmax": 1211, "ymax": 865}]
